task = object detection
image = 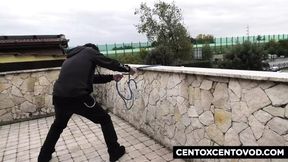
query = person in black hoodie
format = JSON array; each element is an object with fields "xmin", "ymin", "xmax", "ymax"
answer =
[{"xmin": 38, "ymin": 43, "xmax": 136, "ymax": 162}]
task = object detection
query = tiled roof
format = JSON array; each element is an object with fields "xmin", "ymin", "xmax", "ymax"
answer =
[{"xmin": 0, "ymin": 34, "xmax": 69, "ymax": 49}]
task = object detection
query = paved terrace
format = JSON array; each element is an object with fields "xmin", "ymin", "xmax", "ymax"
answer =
[{"xmin": 0, "ymin": 113, "xmax": 184, "ymax": 162}]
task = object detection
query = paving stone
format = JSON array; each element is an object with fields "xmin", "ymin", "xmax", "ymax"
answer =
[
  {"xmin": 0, "ymin": 114, "xmax": 177, "ymax": 162},
  {"xmin": 138, "ymin": 136, "xmax": 150, "ymax": 142},
  {"xmin": 154, "ymin": 147, "xmax": 170, "ymax": 156},
  {"xmin": 161, "ymin": 153, "xmax": 174, "ymax": 161},
  {"xmin": 140, "ymin": 147, "xmax": 154, "ymax": 155},
  {"xmin": 134, "ymin": 143, "xmax": 146, "ymax": 150},
  {"xmin": 128, "ymin": 149, "xmax": 142, "ymax": 158},
  {"xmin": 118, "ymin": 154, "xmax": 132, "ymax": 162},
  {"xmin": 145, "ymin": 151, "xmax": 160, "ymax": 160},
  {"xmin": 143, "ymin": 139, "xmax": 156, "ymax": 146},
  {"xmin": 133, "ymin": 155, "xmax": 150, "ymax": 162},
  {"xmin": 151, "ymin": 156, "xmax": 167, "ymax": 162},
  {"xmin": 149, "ymin": 143, "xmax": 164, "ymax": 151}
]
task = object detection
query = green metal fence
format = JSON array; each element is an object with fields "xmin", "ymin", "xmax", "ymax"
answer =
[
  {"xmin": 97, "ymin": 42, "xmax": 152, "ymax": 56},
  {"xmin": 194, "ymin": 34, "xmax": 288, "ymax": 54},
  {"xmin": 97, "ymin": 34, "xmax": 288, "ymax": 56}
]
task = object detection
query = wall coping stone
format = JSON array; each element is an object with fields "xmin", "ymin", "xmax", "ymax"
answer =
[
  {"xmin": 1, "ymin": 65, "xmax": 287, "ymax": 82},
  {"xmin": 0, "ymin": 67, "xmax": 61, "ymax": 76},
  {"xmin": 131, "ymin": 65, "xmax": 288, "ymax": 82}
]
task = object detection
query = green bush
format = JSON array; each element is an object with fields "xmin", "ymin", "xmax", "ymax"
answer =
[
  {"xmin": 264, "ymin": 39, "xmax": 288, "ymax": 57},
  {"xmin": 202, "ymin": 44, "xmax": 213, "ymax": 61},
  {"xmin": 139, "ymin": 49, "xmax": 149, "ymax": 60},
  {"xmin": 116, "ymin": 54, "xmax": 143, "ymax": 64},
  {"xmin": 278, "ymin": 40, "xmax": 288, "ymax": 57},
  {"xmin": 220, "ymin": 41, "xmax": 267, "ymax": 70},
  {"xmin": 145, "ymin": 45, "xmax": 173, "ymax": 65}
]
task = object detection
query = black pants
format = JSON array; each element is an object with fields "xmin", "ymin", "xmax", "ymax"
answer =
[{"xmin": 39, "ymin": 95, "xmax": 120, "ymax": 157}]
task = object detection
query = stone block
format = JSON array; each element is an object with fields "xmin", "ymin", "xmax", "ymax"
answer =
[
  {"xmin": 285, "ymin": 104, "xmax": 288, "ymax": 118},
  {"xmin": 20, "ymin": 77, "xmax": 36, "ymax": 92},
  {"xmin": 200, "ymin": 90, "xmax": 213, "ymax": 111},
  {"xmin": 198, "ymin": 138, "xmax": 212, "ymax": 146},
  {"xmin": 46, "ymin": 71, "xmax": 59, "ymax": 83},
  {"xmin": 0, "ymin": 93, "xmax": 14, "ymax": 109},
  {"xmin": 253, "ymin": 110, "xmax": 273, "ymax": 124},
  {"xmin": 258, "ymin": 128, "xmax": 285, "ymax": 146},
  {"xmin": 263, "ymin": 105, "xmax": 285, "ymax": 118},
  {"xmin": 248, "ymin": 115, "xmax": 264, "ymax": 140},
  {"xmin": 175, "ymin": 128, "xmax": 186, "ymax": 145},
  {"xmin": 259, "ymin": 81, "xmax": 275, "ymax": 89},
  {"xmin": 239, "ymin": 127, "xmax": 258, "ymax": 146},
  {"xmin": 0, "ymin": 83, "xmax": 11, "ymax": 92},
  {"xmin": 267, "ymin": 117, "xmax": 288, "ymax": 135},
  {"xmin": 231, "ymin": 101, "xmax": 249, "ymax": 122},
  {"xmin": 215, "ymin": 109, "xmax": 231, "ymax": 133},
  {"xmin": 181, "ymin": 114, "xmax": 191, "ymax": 127},
  {"xmin": 200, "ymin": 79, "xmax": 213, "ymax": 90},
  {"xmin": 11, "ymin": 86, "xmax": 23, "ymax": 97},
  {"xmin": 166, "ymin": 124, "xmax": 175, "ymax": 139},
  {"xmin": 229, "ymin": 79, "xmax": 242, "ymax": 101},
  {"xmin": 11, "ymin": 76, "xmax": 23, "ymax": 87},
  {"xmin": 187, "ymin": 106, "xmax": 198, "ymax": 117},
  {"xmin": 212, "ymin": 83, "xmax": 229, "ymax": 109},
  {"xmin": 224, "ymin": 128, "xmax": 241, "ymax": 146},
  {"xmin": 232, "ymin": 122, "xmax": 248, "ymax": 134},
  {"xmin": 190, "ymin": 118, "xmax": 203, "ymax": 130},
  {"xmin": 20, "ymin": 101, "xmax": 36, "ymax": 113},
  {"xmin": 199, "ymin": 111, "xmax": 214, "ymax": 126},
  {"xmin": 0, "ymin": 111, "xmax": 13, "ymax": 121},
  {"xmin": 206, "ymin": 124, "xmax": 224, "ymax": 145},
  {"xmin": 39, "ymin": 76, "xmax": 50, "ymax": 86},
  {"xmin": 266, "ymin": 84, "xmax": 288, "ymax": 106},
  {"xmin": 0, "ymin": 77, "xmax": 8, "ymax": 83},
  {"xmin": 239, "ymin": 79, "xmax": 258, "ymax": 90},
  {"xmin": 244, "ymin": 87, "xmax": 271, "ymax": 114}
]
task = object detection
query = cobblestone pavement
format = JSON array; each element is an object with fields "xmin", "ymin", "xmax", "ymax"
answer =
[{"xmin": 0, "ymin": 113, "xmax": 185, "ymax": 162}]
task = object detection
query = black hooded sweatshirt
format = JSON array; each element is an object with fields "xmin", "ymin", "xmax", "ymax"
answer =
[{"xmin": 53, "ymin": 46, "xmax": 129, "ymax": 98}]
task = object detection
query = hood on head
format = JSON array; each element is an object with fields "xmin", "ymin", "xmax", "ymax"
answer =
[{"xmin": 66, "ymin": 46, "xmax": 86, "ymax": 58}]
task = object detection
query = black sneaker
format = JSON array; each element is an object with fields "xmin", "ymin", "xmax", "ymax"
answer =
[
  {"xmin": 109, "ymin": 146, "xmax": 126, "ymax": 162},
  {"xmin": 37, "ymin": 154, "xmax": 52, "ymax": 162},
  {"xmin": 37, "ymin": 148, "xmax": 55, "ymax": 162}
]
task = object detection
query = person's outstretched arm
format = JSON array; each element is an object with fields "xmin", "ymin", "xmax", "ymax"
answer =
[
  {"xmin": 88, "ymin": 48, "xmax": 130, "ymax": 72},
  {"xmin": 93, "ymin": 74, "xmax": 124, "ymax": 84},
  {"xmin": 93, "ymin": 74, "xmax": 113, "ymax": 84}
]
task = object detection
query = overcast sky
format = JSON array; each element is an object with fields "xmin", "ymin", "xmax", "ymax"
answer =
[{"xmin": 0, "ymin": 0, "xmax": 287, "ymax": 46}]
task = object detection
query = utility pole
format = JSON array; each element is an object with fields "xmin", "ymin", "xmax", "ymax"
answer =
[{"xmin": 246, "ymin": 25, "xmax": 250, "ymax": 40}]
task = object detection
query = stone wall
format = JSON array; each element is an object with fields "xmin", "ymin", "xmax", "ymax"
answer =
[
  {"xmin": 2, "ymin": 65, "xmax": 288, "ymax": 150},
  {"xmin": 95, "ymin": 65, "xmax": 288, "ymax": 148},
  {"xmin": 0, "ymin": 68, "xmax": 59, "ymax": 124}
]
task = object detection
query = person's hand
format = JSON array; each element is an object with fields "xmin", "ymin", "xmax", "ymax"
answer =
[
  {"xmin": 124, "ymin": 65, "xmax": 137, "ymax": 75},
  {"xmin": 129, "ymin": 67, "xmax": 137, "ymax": 75},
  {"xmin": 113, "ymin": 74, "xmax": 123, "ymax": 82}
]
